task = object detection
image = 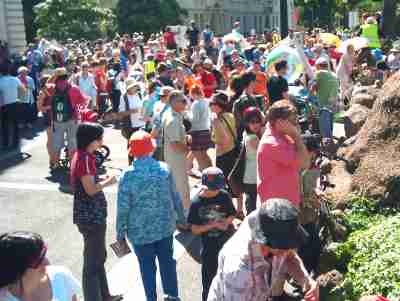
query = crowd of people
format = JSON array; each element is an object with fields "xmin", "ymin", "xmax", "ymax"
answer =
[{"xmin": 0, "ymin": 12, "xmax": 398, "ymax": 301}]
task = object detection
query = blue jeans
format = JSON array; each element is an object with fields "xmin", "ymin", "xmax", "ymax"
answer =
[
  {"xmin": 132, "ymin": 236, "xmax": 179, "ymax": 301},
  {"xmin": 319, "ymin": 108, "xmax": 334, "ymax": 139}
]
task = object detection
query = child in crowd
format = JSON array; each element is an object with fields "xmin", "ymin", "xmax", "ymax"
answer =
[{"xmin": 187, "ymin": 167, "xmax": 236, "ymax": 301}]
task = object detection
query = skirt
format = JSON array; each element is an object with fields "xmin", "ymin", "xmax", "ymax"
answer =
[{"xmin": 190, "ymin": 130, "xmax": 213, "ymax": 151}]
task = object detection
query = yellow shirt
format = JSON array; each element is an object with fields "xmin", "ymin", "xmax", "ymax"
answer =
[{"xmin": 212, "ymin": 112, "xmax": 236, "ymax": 156}]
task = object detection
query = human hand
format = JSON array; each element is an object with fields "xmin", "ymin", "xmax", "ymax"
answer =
[
  {"xmin": 304, "ymin": 279, "xmax": 319, "ymax": 301},
  {"xmin": 276, "ymin": 120, "xmax": 300, "ymax": 139},
  {"xmin": 106, "ymin": 175, "xmax": 117, "ymax": 186},
  {"xmin": 186, "ymin": 135, "xmax": 192, "ymax": 145}
]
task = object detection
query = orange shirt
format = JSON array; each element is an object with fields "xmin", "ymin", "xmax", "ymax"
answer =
[{"xmin": 254, "ymin": 71, "xmax": 267, "ymax": 96}]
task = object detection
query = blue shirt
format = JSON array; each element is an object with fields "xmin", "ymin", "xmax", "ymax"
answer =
[
  {"xmin": 153, "ymin": 103, "xmax": 171, "ymax": 146},
  {"xmin": 116, "ymin": 156, "xmax": 185, "ymax": 245}
]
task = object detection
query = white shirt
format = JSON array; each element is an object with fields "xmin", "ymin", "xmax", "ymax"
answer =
[
  {"xmin": 0, "ymin": 76, "xmax": 23, "ymax": 106},
  {"xmin": 119, "ymin": 93, "xmax": 145, "ymax": 128},
  {"xmin": 153, "ymin": 101, "xmax": 167, "ymax": 120},
  {"xmin": 189, "ymin": 99, "xmax": 210, "ymax": 132},
  {"xmin": 1, "ymin": 266, "xmax": 80, "ymax": 301}
]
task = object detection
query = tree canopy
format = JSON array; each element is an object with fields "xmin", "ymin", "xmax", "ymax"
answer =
[
  {"xmin": 116, "ymin": 0, "xmax": 187, "ymax": 35},
  {"xmin": 34, "ymin": 0, "xmax": 116, "ymax": 41}
]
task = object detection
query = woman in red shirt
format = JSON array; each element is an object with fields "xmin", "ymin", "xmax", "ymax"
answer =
[{"xmin": 70, "ymin": 122, "xmax": 121, "ymax": 301}]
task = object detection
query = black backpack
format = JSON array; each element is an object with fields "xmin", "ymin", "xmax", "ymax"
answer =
[{"xmin": 52, "ymin": 86, "xmax": 73, "ymax": 123}]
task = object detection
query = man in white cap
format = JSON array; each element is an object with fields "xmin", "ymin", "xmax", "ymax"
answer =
[{"xmin": 311, "ymin": 57, "xmax": 339, "ymax": 140}]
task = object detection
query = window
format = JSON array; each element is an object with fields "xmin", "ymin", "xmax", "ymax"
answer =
[{"xmin": 265, "ymin": 15, "xmax": 270, "ymax": 29}]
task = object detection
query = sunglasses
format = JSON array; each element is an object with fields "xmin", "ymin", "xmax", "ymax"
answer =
[{"xmin": 29, "ymin": 244, "xmax": 48, "ymax": 269}]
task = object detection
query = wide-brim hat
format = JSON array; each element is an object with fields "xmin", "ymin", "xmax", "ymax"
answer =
[
  {"xmin": 125, "ymin": 79, "xmax": 140, "ymax": 91},
  {"xmin": 128, "ymin": 130, "xmax": 156, "ymax": 158},
  {"xmin": 252, "ymin": 199, "xmax": 309, "ymax": 249}
]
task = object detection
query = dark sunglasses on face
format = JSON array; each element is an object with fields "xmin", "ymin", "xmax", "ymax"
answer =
[{"xmin": 29, "ymin": 244, "xmax": 48, "ymax": 269}]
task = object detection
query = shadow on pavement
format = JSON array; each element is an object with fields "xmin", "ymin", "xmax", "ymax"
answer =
[
  {"xmin": 175, "ymin": 232, "xmax": 202, "ymax": 263},
  {"xmin": 0, "ymin": 152, "xmax": 32, "ymax": 175},
  {"xmin": 45, "ymin": 169, "xmax": 73, "ymax": 194}
]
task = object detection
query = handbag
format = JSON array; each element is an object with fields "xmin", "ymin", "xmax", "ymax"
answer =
[
  {"xmin": 228, "ymin": 143, "xmax": 246, "ymax": 196},
  {"xmin": 220, "ymin": 115, "xmax": 245, "ymax": 195}
]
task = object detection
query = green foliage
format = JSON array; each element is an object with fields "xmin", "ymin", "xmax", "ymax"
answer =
[
  {"xmin": 34, "ymin": 0, "xmax": 116, "ymax": 41},
  {"xmin": 334, "ymin": 197, "xmax": 400, "ymax": 300},
  {"xmin": 116, "ymin": 0, "xmax": 187, "ymax": 35}
]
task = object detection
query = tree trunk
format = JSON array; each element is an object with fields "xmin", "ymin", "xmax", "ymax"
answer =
[{"xmin": 383, "ymin": 0, "xmax": 397, "ymax": 38}]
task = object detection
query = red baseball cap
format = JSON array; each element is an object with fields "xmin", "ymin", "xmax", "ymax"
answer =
[{"xmin": 128, "ymin": 130, "xmax": 156, "ymax": 158}]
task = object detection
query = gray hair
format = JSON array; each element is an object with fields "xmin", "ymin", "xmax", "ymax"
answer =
[{"xmin": 168, "ymin": 90, "xmax": 186, "ymax": 105}]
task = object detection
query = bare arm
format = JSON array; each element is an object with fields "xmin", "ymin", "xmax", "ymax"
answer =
[
  {"xmin": 169, "ymin": 142, "xmax": 188, "ymax": 154},
  {"xmin": 81, "ymin": 175, "xmax": 116, "ymax": 197},
  {"xmin": 191, "ymin": 222, "xmax": 217, "ymax": 235},
  {"xmin": 293, "ymin": 133, "xmax": 311, "ymax": 170}
]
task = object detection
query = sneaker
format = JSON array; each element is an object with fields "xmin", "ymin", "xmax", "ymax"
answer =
[{"xmin": 188, "ymin": 168, "xmax": 202, "ymax": 178}]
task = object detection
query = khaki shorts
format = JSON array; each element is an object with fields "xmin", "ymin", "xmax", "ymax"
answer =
[{"xmin": 53, "ymin": 120, "xmax": 78, "ymax": 153}]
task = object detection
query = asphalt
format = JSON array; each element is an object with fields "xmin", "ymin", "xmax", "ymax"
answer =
[
  {"xmin": 0, "ymin": 122, "xmax": 203, "ymax": 301},
  {"xmin": 0, "ymin": 119, "xmax": 345, "ymax": 301}
]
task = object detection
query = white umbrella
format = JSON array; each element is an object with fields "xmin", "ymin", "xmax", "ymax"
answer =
[{"xmin": 338, "ymin": 37, "xmax": 369, "ymax": 53}]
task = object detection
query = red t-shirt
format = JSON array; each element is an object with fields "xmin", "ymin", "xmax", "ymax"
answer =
[
  {"xmin": 95, "ymin": 70, "xmax": 107, "ymax": 92},
  {"xmin": 46, "ymin": 84, "xmax": 87, "ymax": 120},
  {"xmin": 70, "ymin": 150, "xmax": 96, "ymax": 189},
  {"xmin": 164, "ymin": 32, "xmax": 176, "ymax": 47},
  {"xmin": 198, "ymin": 71, "xmax": 216, "ymax": 98}
]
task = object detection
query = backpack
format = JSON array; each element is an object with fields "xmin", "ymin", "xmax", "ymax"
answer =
[{"xmin": 52, "ymin": 86, "xmax": 73, "ymax": 123}]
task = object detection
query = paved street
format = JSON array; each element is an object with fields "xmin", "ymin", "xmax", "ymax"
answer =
[
  {"xmin": 0, "ymin": 119, "xmax": 345, "ymax": 300},
  {"xmin": 0, "ymin": 123, "xmax": 202, "ymax": 300}
]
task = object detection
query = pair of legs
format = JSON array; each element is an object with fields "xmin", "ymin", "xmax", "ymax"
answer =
[
  {"xmin": 52, "ymin": 120, "xmax": 77, "ymax": 162},
  {"xmin": 131, "ymin": 236, "xmax": 180, "ymax": 301},
  {"xmin": 243, "ymin": 183, "xmax": 257, "ymax": 215},
  {"xmin": 1, "ymin": 102, "xmax": 19, "ymax": 149},
  {"xmin": 78, "ymin": 223, "xmax": 118, "ymax": 301},
  {"xmin": 216, "ymin": 149, "xmax": 244, "ymax": 214}
]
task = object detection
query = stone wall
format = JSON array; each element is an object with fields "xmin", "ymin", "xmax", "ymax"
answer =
[{"xmin": 0, "ymin": 0, "xmax": 26, "ymax": 54}]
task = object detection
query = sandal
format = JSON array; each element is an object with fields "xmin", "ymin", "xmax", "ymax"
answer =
[
  {"xmin": 106, "ymin": 295, "xmax": 124, "ymax": 301},
  {"xmin": 236, "ymin": 211, "xmax": 245, "ymax": 221},
  {"xmin": 49, "ymin": 162, "xmax": 60, "ymax": 171}
]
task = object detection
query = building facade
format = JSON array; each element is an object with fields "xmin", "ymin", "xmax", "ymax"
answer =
[
  {"xmin": 0, "ymin": 0, "xmax": 26, "ymax": 54},
  {"xmin": 100, "ymin": 0, "xmax": 280, "ymax": 36},
  {"xmin": 177, "ymin": 0, "xmax": 280, "ymax": 35}
]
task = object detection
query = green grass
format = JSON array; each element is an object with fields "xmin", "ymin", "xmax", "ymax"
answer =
[{"xmin": 333, "ymin": 197, "xmax": 400, "ymax": 300}]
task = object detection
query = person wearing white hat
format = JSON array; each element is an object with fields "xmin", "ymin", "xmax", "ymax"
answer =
[
  {"xmin": 116, "ymin": 78, "xmax": 145, "ymax": 164},
  {"xmin": 17, "ymin": 66, "xmax": 36, "ymax": 129},
  {"xmin": 387, "ymin": 46, "xmax": 400, "ymax": 72}
]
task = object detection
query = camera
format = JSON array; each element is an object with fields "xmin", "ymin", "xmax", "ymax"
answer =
[{"xmin": 301, "ymin": 133, "xmax": 321, "ymax": 152}]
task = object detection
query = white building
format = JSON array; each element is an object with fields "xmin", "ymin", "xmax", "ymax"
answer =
[
  {"xmin": 0, "ymin": 0, "xmax": 26, "ymax": 54},
  {"xmin": 177, "ymin": 0, "xmax": 281, "ymax": 35}
]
